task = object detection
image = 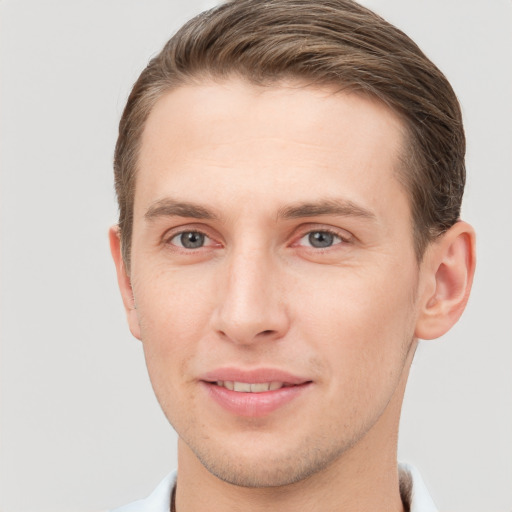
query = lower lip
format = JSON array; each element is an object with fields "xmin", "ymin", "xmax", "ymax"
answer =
[{"xmin": 202, "ymin": 382, "xmax": 311, "ymax": 417}]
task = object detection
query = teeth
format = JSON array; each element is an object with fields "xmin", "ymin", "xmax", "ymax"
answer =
[
  {"xmin": 250, "ymin": 383, "xmax": 270, "ymax": 392},
  {"xmin": 215, "ymin": 381, "xmax": 287, "ymax": 392},
  {"xmin": 233, "ymin": 382, "xmax": 252, "ymax": 392}
]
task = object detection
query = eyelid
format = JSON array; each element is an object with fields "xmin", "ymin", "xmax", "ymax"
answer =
[
  {"xmin": 160, "ymin": 222, "xmax": 354, "ymax": 250},
  {"xmin": 169, "ymin": 231, "xmax": 210, "ymax": 248},
  {"xmin": 161, "ymin": 223, "xmax": 223, "ymax": 248},
  {"xmin": 291, "ymin": 224, "xmax": 354, "ymax": 247}
]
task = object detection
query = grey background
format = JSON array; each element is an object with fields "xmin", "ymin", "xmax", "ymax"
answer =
[{"xmin": 1, "ymin": 1, "xmax": 510, "ymax": 511}]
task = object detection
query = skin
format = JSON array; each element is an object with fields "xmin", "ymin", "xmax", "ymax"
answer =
[{"xmin": 110, "ymin": 79, "xmax": 475, "ymax": 512}]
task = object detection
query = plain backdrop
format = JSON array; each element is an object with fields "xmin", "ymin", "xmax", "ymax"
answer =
[{"xmin": 1, "ymin": 1, "xmax": 511, "ymax": 511}]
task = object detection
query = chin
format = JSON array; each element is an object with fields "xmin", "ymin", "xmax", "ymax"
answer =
[{"xmin": 185, "ymin": 432, "xmax": 351, "ymax": 488}]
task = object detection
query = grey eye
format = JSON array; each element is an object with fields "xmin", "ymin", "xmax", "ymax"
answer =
[
  {"xmin": 173, "ymin": 231, "xmax": 206, "ymax": 249},
  {"xmin": 307, "ymin": 231, "xmax": 338, "ymax": 248}
]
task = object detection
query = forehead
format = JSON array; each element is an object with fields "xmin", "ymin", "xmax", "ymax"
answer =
[{"xmin": 136, "ymin": 79, "xmax": 408, "ymax": 222}]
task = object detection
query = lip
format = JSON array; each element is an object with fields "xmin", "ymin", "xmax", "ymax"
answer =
[
  {"xmin": 199, "ymin": 367, "xmax": 312, "ymax": 417},
  {"xmin": 200, "ymin": 367, "xmax": 310, "ymax": 385}
]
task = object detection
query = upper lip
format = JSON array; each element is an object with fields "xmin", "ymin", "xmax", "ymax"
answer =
[{"xmin": 200, "ymin": 368, "xmax": 311, "ymax": 385}]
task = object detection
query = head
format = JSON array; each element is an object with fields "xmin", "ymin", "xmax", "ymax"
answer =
[{"xmin": 110, "ymin": 0, "xmax": 475, "ymax": 491}]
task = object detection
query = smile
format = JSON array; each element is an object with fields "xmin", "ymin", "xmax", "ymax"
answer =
[
  {"xmin": 201, "ymin": 371, "xmax": 312, "ymax": 417},
  {"xmin": 214, "ymin": 381, "xmax": 295, "ymax": 392}
]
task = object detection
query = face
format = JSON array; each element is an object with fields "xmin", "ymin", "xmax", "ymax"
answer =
[{"xmin": 122, "ymin": 80, "xmax": 427, "ymax": 487}]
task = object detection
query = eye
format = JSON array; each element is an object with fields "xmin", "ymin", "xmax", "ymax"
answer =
[
  {"xmin": 169, "ymin": 231, "xmax": 209, "ymax": 249},
  {"xmin": 298, "ymin": 230, "xmax": 344, "ymax": 249}
]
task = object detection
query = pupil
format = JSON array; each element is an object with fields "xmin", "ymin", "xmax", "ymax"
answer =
[
  {"xmin": 308, "ymin": 231, "xmax": 333, "ymax": 248},
  {"xmin": 181, "ymin": 232, "xmax": 204, "ymax": 248}
]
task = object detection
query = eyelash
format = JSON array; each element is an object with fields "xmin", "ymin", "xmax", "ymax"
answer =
[
  {"xmin": 163, "ymin": 225, "xmax": 352, "ymax": 252},
  {"xmin": 294, "ymin": 228, "xmax": 350, "ymax": 250},
  {"xmin": 164, "ymin": 229, "xmax": 218, "ymax": 250}
]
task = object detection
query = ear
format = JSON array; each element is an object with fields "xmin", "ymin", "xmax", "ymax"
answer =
[
  {"xmin": 109, "ymin": 226, "xmax": 142, "ymax": 340},
  {"xmin": 415, "ymin": 221, "xmax": 476, "ymax": 340}
]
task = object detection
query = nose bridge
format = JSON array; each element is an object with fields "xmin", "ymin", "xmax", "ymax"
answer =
[{"xmin": 215, "ymin": 240, "xmax": 288, "ymax": 344}]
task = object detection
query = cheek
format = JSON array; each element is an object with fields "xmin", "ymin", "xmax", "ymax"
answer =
[
  {"xmin": 294, "ymin": 276, "xmax": 416, "ymax": 432},
  {"xmin": 294, "ymin": 263, "xmax": 418, "ymax": 382},
  {"xmin": 136, "ymin": 263, "xmax": 215, "ymax": 327},
  {"xmin": 132, "ymin": 267, "xmax": 217, "ymax": 380}
]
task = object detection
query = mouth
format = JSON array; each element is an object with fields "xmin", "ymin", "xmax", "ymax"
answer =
[
  {"xmin": 211, "ymin": 380, "xmax": 299, "ymax": 393},
  {"xmin": 200, "ymin": 370, "xmax": 312, "ymax": 417}
]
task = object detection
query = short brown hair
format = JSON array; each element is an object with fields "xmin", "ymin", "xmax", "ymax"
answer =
[{"xmin": 114, "ymin": 0, "xmax": 465, "ymax": 268}]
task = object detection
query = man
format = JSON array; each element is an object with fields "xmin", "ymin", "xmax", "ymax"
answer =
[{"xmin": 109, "ymin": 0, "xmax": 475, "ymax": 510}]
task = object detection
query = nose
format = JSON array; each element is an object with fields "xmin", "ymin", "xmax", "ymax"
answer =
[{"xmin": 213, "ymin": 246, "xmax": 290, "ymax": 345}]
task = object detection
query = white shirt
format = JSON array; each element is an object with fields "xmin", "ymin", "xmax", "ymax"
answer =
[{"xmin": 110, "ymin": 463, "xmax": 437, "ymax": 512}]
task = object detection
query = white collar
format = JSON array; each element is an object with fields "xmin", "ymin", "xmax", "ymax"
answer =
[{"xmin": 399, "ymin": 462, "xmax": 438, "ymax": 512}]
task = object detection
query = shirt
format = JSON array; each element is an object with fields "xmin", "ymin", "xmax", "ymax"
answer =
[{"xmin": 110, "ymin": 462, "xmax": 438, "ymax": 512}]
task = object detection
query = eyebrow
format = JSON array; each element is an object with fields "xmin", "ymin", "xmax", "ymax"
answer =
[
  {"xmin": 145, "ymin": 198, "xmax": 219, "ymax": 221},
  {"xmin": 144, "ymin": 197, "xmax": 376, "ymax": 223},
  {"xmin": 277, "ymin": 199, "xmax": 376, "ymax": 221}
]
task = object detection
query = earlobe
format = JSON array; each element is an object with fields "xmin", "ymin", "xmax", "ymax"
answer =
[
  {"xmin": 108, "ymin": 226, "xmax": 142, "ymax": 340},
  {"xmin": 415, "ymin": 221, "xmax": 476, "ymax": 340}
]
